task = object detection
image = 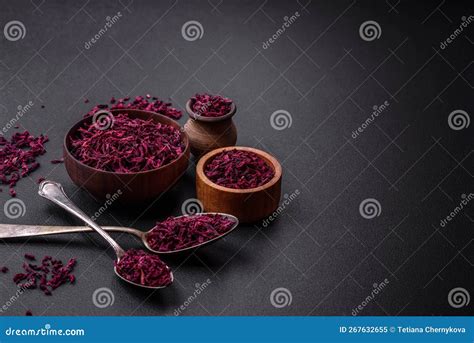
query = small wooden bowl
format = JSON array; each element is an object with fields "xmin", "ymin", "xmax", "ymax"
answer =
[
  {"xmin": 196, "ymin": 147, "xmax": 282, "ymax": 223},
  {"xmin": 184, "ymin": 99, "xmax": 237, "ymax": 158},
  {"xmin": 64, "ymin": 109, "xmax": 190, "ymax": 203}
]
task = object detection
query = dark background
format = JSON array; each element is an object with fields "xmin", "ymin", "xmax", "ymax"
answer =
[{"xmin": 0, "ymin": 0, "xmax": 472, "ymax": 316}]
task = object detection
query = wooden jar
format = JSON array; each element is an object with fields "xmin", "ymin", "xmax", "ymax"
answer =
[{"xmin": 184, "ymin": 99, "xmax": 237, "ymax": 158}]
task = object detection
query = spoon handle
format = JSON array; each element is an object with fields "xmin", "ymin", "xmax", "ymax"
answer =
[
  {"xmin": 38, "ymin": 180, "xmax": 125, "ymax": 258},
  {"xmin": 0, "ymin": 224, "xmax": 142, "ymax": 239}
]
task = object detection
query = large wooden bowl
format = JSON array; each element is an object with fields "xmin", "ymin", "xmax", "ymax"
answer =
[
  {"xmin": 196, "ymin": 147, "xmax": 282, "ymax": 223},
  {"xmin": 64, "ymin": 109, "xmax": 190, "ymax": 203}
]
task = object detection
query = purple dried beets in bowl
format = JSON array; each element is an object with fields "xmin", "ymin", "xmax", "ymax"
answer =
[
  {"xmin": 64, "ymin": 109, "xmax": 190, "ymax": 203},
  {"xmin": 190, "ymin": 93, "xmax": 233, "ymax": 118},
  {"xmin": 196, "ymin": 147, "xmax": 282, "ymax": 223},
  {"xmin": 146, "ymin": 214, "xmax": 236, "ymax": 252},
  {"xmin": 69, "ymin": 113, "xmax": 185, "ymax": 173},
  {"xmin": 115, "ymin": 249, "xmax": 172, "ymax": 287},
  {"xmin": 204, "ymin": 149, "xmax": 275, "ymax": 189}
]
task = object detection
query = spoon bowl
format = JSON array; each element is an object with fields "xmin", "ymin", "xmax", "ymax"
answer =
[
  {"xmin": 142, "ymin": 213, "xmax": 239, "ymax": 254},
  {"xmin": 114, "ymin": 264, "xmax": 174, "ymax": 290}
]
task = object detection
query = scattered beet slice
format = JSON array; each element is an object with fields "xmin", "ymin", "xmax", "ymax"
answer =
[
  {"xmin": 190, "ymin": 93, "xmax": 233, "ymax": 117},
  {"xmin": 204, "ymin": 149, "xmax": 275, "ymax": 189},
  {"xmin": 146, "ymin": 214, "xmax": 236, "ymax": 252},
  {"xmin": 0, "ymin": 131, "xmax": 48, "ymax": 196},
  {"xmin": 13, "ymin": 255, "xmax": 76, "ymax": 295},
  {"xmin": 86, "ymin": 95, "xmax": 182, "ymax": 120},
  {"xmin": 115, "ymin": 249, "xmax": 172, "ymax": 287},
  {"xmin": 69, "ymin": 113, "xmax": 184, "ymax": 173},
  {"xmin": 24, "ymin": 253, "xmax": 36, "ymax": 261},
  {"xmin": 25, "ymin": 310, "xmax": 33, "ymax": 316},
  {"xmin": 1, "ymin": 266, "xmax": 8, "ymax": 273}
]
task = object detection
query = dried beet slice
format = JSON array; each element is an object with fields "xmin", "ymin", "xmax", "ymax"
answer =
[
  {"xmin": 12, "ymin": 255, "xmax": 76, "ymax": 296},
  {"xmin": 0, "ymin": 131, "xmax": 48, "ymax": 196},
  {"xmin": 115, "ymin": 249, "xmax": 172, "ymax": 287},
  {"xmin": 204, "ymin": 149, "xmax": 274, "ymax": 189},
  {"xmin": 86, "ymin": 95, "xmax": 182, "ymax": 120},
  {"xmin": 69, "ymin": 113, "xmax": 184, "ymax": 173},
  {"xmin": 146, "ymin": 214, "xmax": 236, "ymax": 252},
  {"xmin": 190, "ymin": 93, "xmax": 233, "ymax": 117}
]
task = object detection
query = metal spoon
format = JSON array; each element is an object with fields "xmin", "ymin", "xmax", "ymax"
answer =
[
  {"xmin": 0, "ymin": 216, "xmax": 239, "ymax": 254},
  {"xmin": 37, "ymin": 180, "xmax": 173, "ymax": 289}
]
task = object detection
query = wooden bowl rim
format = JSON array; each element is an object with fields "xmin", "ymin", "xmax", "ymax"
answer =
[
  {"xmin": 63, "ymin": 109, "xmax": 190, "ymax": 176},
  {"xmin": 185, "ymin": 98, "xmax": 236, "ymax": 122},
  {"xmin": 196, "ymin": 146, "xmax": 282, "ymax": 194}
]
